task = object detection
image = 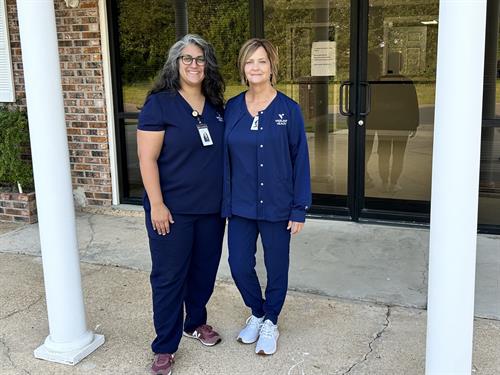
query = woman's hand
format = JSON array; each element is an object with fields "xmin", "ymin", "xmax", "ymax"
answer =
[
  {"xmin": 151, "ymin": 203, "xmax": 175, "ymax": 235},
  {"xmin": 287, "ymin": 221, "xmax": 304, "ymax": 235}
]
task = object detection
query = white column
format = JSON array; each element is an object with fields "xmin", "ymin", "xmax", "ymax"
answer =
[
  {"xmin": 425, "ymin": 0, "xmax": 487, "ymax": 374},
  {"xmin": 17, "ymin": 0, "xmax": 104, "ymax": 365}
]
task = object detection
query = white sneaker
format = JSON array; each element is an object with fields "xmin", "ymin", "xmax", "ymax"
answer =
[
  {"xmin": 255, "ymin": 319, "xmax": 279, "ymax": 355},
  {"xmin": 237, "ymin": 315, "xmax": 264, "ymax": 344}
]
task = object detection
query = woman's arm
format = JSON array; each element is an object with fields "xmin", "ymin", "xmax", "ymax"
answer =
[
  {"xmin": 137, "ymin": 130, "xmax": 174, "ymax": 235},
  {"xmin": 287, "ymin": 102, "xmax": 312, "ymax": 234}
]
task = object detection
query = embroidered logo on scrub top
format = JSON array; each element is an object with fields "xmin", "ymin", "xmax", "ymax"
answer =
[
  {"xmin": 215, "ymin": 112, "xmax": 224, "ymax": 122},
  {"xmin": 275, "ymin": 113, "xmax": 287, "ymax": 126}
]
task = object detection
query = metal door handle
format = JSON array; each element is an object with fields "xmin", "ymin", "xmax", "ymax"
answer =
[
  {"xmin": 360, "ymin": 81, "xmax": 371, "ymax": 116},
  {"xmin": 339, "ymin": 81, "xmax": 353, "ymax": 116}
]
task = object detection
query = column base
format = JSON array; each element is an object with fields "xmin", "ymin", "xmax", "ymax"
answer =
[{"xmin": 34, "ymin": 334, "xmax": 105, "ymax": 365}]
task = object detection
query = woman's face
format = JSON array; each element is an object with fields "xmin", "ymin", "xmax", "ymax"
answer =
[
  {"xmin": 244, "ymin": 46, "xmax": 271, "ymax": 87},
  {"xmin": 178, "ymin": 43, "xmax": 205, "ymax": 88}
]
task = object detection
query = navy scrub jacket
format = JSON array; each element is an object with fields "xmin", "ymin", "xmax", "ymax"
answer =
[{"xmin": 222, "ymin": 91, "xmax": 311, "ymax": 222}]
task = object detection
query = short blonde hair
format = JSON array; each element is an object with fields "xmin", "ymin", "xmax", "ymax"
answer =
[{"xmin": 238, "ymin": 38, "xmax": 279, "ymax": 86}]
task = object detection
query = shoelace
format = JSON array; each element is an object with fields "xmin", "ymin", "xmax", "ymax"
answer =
[
  {"xmin": 246, "ymin": 316, "xmax": 262, "ymax": 329},
  {"xmin": 259, "ymin": 321, "xmax": 276, "ymax": 339}
]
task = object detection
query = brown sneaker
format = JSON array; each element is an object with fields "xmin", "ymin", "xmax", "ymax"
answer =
[
  {"xmin": 183, "ymin": 324, "xmax": 222, "ymax": 346},
  {"xmin": 151, "ymin": 353, "xmax": 174, "ymax": 375}
]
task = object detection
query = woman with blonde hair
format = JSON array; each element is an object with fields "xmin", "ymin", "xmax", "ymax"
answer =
[{"xmin": 222, "ymin": 38, "xmax": 311, "ymax": 355}]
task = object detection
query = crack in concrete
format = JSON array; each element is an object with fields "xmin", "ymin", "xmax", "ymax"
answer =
[
  {"xmin": 342, "ymin": 306, "xmax": 391, "ymax": 375},
  {"xmin": 0, "ymin": 335, "xmax": 15, "ymax": 368},
  {"xmin": 420, "ymin": 242, "xmax": 429, "ymax": 295},
  {"xmin": 0, "ymin": 335, "xmax": 31, "ymax": 375},
  {"xmin": 0, "ymin": 295, "xmax": 43, "ymax": 321},
  {"xmin": 81, "ymin": 265, "xmax": 105, "ymax": 278},
  {"xmin": 81, "ymin": 214, "xmax": 96, "ymax": 256},
  {"xmin": 409, "ymin": 242, "xmax": 428, "ymax": 296},
  {"xmin": 0, "ymin": 226, "xmax": 28, "ymax": 240}
]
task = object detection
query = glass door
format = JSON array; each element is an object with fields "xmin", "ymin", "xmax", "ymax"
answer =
[
  {"xmin": 478, "ymin": 0, "xmax": 500, "ymax": 230},
  {"xmin": 262, "ymin": 0, "xmax": 439, "ymax": 221},
  {"xmin": 262, "ymin": 0, "xmax": 439, "ymax": 220},
  {"xmin": 263, "ymin": 0, "xmax": 352, "ymax": 214},
  {"xmin": 357, "ymin": 0, "xmax": 439, "ymax": 221}
]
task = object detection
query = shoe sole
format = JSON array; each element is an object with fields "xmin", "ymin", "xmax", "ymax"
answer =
[
  {"xmin": 255, "ymin": 333, "xmax": 279, "ymax": 355},
  {"xmin": 237, "ymin": 336, "xmax": 258, "ymax": 344},
  {"xmin": 150, "ymin": 370, "xmax": 171, "ymax": 375},
  {"xmin": 182, "ymin": 331, "xmax": 221, "ymax": 347},
  {"xmin": 256, "ymin": 346, "xmax": 277, "ymax": 356}
]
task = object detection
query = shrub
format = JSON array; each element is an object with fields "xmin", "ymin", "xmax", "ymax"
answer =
[{"xmin": 0, "ymin": 107, "xmax": 33, "ymax": 192}]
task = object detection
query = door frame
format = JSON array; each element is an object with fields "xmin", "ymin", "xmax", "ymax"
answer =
[
  {"xmin": 106, "ymin": 0, "xmax": 499, "ymax": 233},
  {"xmin": 343, "ymin": 0, "xmax": 431, "ymax": 224}
]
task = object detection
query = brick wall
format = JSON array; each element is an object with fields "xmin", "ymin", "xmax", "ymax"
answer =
[
  {"xmin": 5, "ymin": 0, "xmax": 112, "ymax": 208},
  {"xmin": 0, "ymin": 192, "xmax": 37, "ymax": 224}
]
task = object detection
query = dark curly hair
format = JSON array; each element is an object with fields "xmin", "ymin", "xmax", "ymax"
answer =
[{"xmin": 148, "ymin": 34, "xmax": 225, "ymax": 108}]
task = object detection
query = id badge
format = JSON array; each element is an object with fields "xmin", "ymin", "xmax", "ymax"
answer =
[
  {"xmin": 197, "ymin": 123, "xmax": 213, "ymax": 146},
  {"xmin": 250, "ymin": 115, "xmax": 259, "ymax": 131}
]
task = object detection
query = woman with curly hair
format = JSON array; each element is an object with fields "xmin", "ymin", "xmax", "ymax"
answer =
[{"xmin": 137, "ymin": 34, "xmax": 225, "ymax": 375}]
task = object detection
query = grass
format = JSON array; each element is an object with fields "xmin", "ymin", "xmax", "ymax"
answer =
[{"xmin": 122, "ymin": 79, "xmax": 500, "ymax": 114}]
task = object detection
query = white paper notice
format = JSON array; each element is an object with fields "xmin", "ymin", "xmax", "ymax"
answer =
[{"xmin": 311, "ymin": 41, "xmax": 336, "ymax": 76}]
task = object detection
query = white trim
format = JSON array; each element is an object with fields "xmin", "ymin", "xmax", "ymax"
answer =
[
  {"xmin": 0, "ymin": 0, "xmax": 15, "ymax": 102},
  {"xmin": 99, "ymin": 0, "xmax": 120, "ymax": 205}
]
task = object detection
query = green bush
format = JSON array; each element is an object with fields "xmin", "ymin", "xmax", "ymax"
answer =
[{"xmin": 0, "ymin": 107, "xmax": 33, "ymax": 192}]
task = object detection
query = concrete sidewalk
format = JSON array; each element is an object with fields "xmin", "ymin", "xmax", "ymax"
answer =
[{"xmin": 0, "ymin": 210, "xmax": 499, "ymax": 374}]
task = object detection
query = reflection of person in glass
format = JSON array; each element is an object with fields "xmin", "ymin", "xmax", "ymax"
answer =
[
  {"xmin": 137, "ymin": 34, "xmax": 225, "ymax": 375},
  {"xmin": 365, "ymin": 51, "xmax": 419, "ymax": 193},
  {"xmin": 222, "ymin": 39, "xmax": 311, "ymax": 355}
]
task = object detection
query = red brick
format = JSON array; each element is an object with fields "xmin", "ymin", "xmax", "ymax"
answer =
[
  {"xmin": 6, "ymin": 0, "xmax": 111, "ymax": 208},
  {"xmin": 0, "ymin": 215, "xmax": 14, "ymax": 222},
  {"xmin": 89, "ymin": 136, "xmax": 107, "ymax": 143}
]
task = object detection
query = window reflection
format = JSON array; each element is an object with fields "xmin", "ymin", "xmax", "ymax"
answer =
[
  {"xmin": 365, "ymin": 1, "xmax": 438, "ymax": 202},
  {"xmin": 117, "ymin": 0, "xmax": 249, "ymax": 114},
  {"xmin": 116, "ymin": 0, "xmax": 249, "ymax": 200},
  {"xmin": 366, "ymin": 52, "xmax": 419, "ymax": 194},
  {"xmin": 264, "ymin": 0, "xmax": 350, "ymax": 197},
  {"xmin": 478, "ymin": 0, "xmax": 500, "ymax": 225}
]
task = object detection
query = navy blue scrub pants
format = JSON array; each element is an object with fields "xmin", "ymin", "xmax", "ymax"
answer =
[
  {"xmin": 146, "ymin": 212, "xmax": 225, "ymax": 354},
  {"xmin": 228, "ymin": 215, "xmax": 291, "ymax": 324}
]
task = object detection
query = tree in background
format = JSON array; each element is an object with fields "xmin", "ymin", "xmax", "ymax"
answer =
[
  {"xmin": 118, "ymin": 0, "xmax": 248, "ymax": 85},
  {"xmin": 118, "ymin": 0, "xmax": 176, "ymax": 83}
]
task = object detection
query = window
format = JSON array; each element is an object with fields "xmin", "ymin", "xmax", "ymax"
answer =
[{"xmin": 0, "ymin": 0, "xmax": 15, "ymax": 103}]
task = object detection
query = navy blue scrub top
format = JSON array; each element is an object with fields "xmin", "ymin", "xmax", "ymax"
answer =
[
  {"xmin": 227, "ymin": 109, "xmax": 259, "ymax": 218},
  {"xmin": 138, "ymin": 90, "xmax": 225, "ymax": 214},
  {"xmin": 222, "ymin": 91, "xmax": 311, "ymax": 222}
]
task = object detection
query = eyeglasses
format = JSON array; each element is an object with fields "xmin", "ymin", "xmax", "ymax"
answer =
[{"xmin": 179, "ymin": 55, "xmax": 206, "ymax": 66}]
